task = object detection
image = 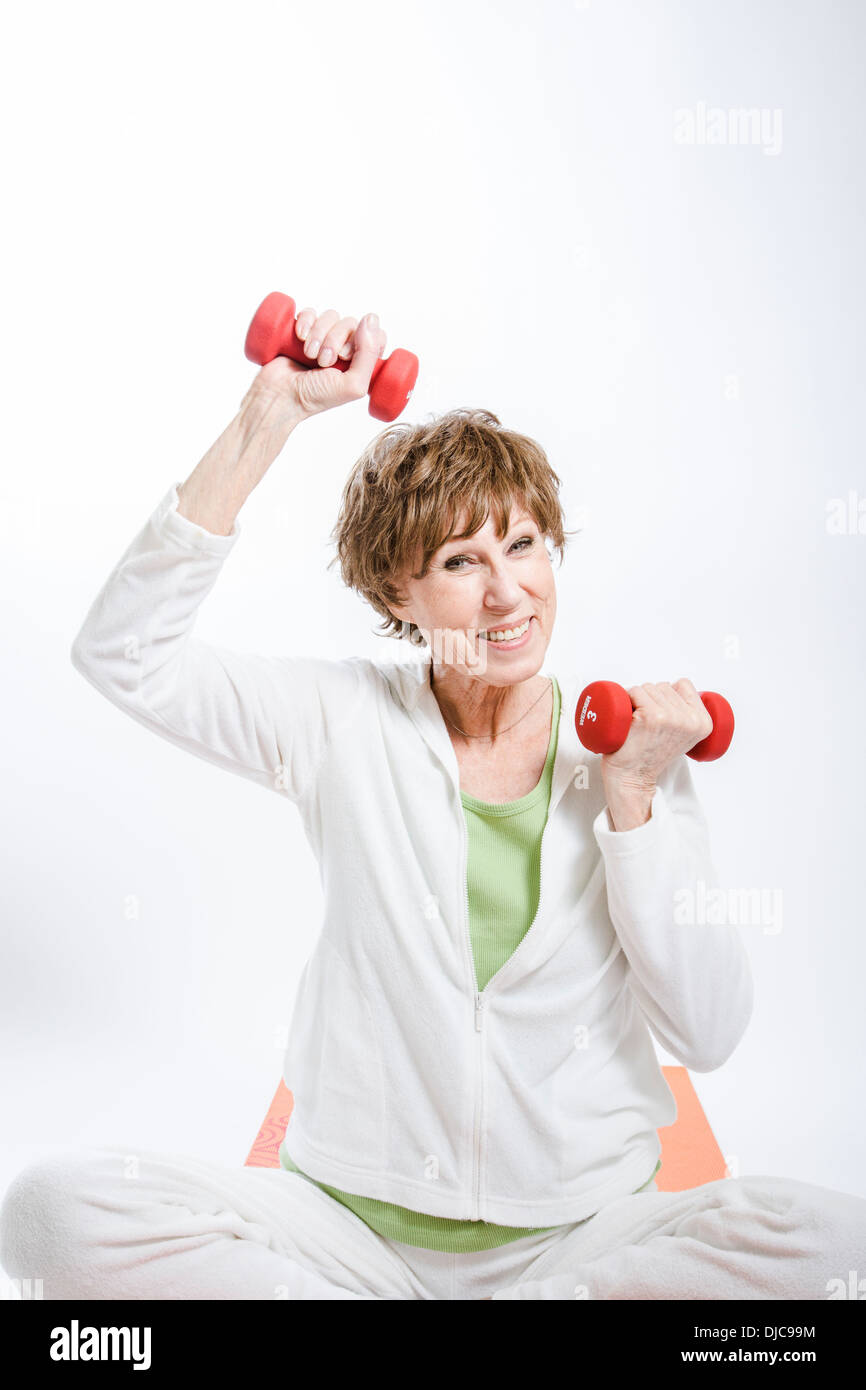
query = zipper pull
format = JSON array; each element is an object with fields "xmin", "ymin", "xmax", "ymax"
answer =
[{"xmin": 475, "ymin": 995, "xmax": 484, "ymax": 1032}]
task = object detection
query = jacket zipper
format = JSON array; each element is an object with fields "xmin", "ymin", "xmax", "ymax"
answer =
[
  {"xmin": 459, "ymin": 770, "xmax": 574, "ymax": 1223},
  {"xmin": 460, "ymin": 809, "xmax": 484, "ymax": 1221}
]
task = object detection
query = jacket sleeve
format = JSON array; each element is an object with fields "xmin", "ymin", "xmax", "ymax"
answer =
[
  {"xmin": 592, "ymin": 756, "xmax": 754, "ymax": 1072},
  {"xmin": 69, "ymin": 480, "xmax": 367, "ymax": 804}
]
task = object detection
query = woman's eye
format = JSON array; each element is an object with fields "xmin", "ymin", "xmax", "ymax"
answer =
[{"xmin": 444, "ymin": 537, "xmax": 535, "ymax": 571}]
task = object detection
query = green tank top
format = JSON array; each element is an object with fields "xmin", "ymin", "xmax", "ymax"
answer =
[{"xmin": 279, "ymin": 675, "xmax": 660, "ymax": 1249}]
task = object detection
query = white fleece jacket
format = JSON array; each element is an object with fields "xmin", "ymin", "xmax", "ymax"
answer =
[{"xmin": 70, "ymin": 481, "xmax": 754, "ymax": 1227}]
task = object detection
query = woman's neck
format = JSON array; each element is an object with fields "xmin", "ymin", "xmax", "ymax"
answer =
[{"xmin": 429, "ymin": 661, "xmax": 552, "ymax": 743}]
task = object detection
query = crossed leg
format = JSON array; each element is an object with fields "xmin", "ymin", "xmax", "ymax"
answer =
[
  {"xmin": 0, "ymin": 1144, "xmax": 426, "ymax": 1301},
  {"xmin": 489, "ymin": 1175, "xmax": 866, "ymax": 1300}
]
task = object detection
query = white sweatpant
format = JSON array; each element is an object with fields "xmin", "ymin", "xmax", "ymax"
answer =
[{"xmin": 1, "ymin": 1144, "xmax": 864, "ymax": 1301}]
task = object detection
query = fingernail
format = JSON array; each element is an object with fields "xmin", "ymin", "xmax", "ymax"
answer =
[
  {"xmin": 295, "ymin": 320, "xmax": 307, "ymax": 340},
  {"xmin": 339, "ymin": 343, "xmax": 353, "ymax": 359},
  {"xmin": 306, "ymin": 338, "xmax": 320, "ymax": 358},
  {"xmin": 319, "ymin": 347, "xmax": 335, "ymax": 366},
  {"xmin": 366, "ymin": 313, "xmax": 378, "ymax": 331}
]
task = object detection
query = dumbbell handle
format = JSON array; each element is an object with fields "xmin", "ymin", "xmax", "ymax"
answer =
[
  {"xmin": 575, "ymin": 681, "xmax": 734, "ymax": 762},
  {"xmin": 244, "ymin": 291, "xmax": 419, "ymax": 423}
]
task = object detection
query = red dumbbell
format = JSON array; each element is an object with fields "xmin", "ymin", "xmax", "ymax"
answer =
[
  {"xmin": 244, "ymin": 291, "xmax": 419, "ymax": 423},
  {"xmin": 575, "ymin": 681, "xmax": 734, "ymax": 762}
]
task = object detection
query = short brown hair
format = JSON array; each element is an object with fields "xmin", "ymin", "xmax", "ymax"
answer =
[{"xmin": 327, "ymin": 407, "xmax": 577, "ymax": 645}]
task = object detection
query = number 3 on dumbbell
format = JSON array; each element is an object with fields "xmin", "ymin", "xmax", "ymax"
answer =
[{"xmin": 575, "ymin": 681, "xmax": 734, "ymax": 762}]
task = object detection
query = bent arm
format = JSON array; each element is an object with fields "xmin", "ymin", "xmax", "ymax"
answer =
[{"xmin": 593, "ymin": 757, "xmax": 754, "ymax": 1072}]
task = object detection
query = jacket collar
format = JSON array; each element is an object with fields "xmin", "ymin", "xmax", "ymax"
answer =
[{"xmin": 379, "ymin": 651, "xmax": 591, "ymax": 808}]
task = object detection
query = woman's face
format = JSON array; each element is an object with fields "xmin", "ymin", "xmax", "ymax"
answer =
[{"xmin": 390, "ymin": 503, "xmax": 557, "ymax": 682}]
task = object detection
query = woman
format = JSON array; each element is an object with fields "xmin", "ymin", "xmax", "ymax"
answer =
[{"xmin": 2, "ymin": 306, "xmax": 864, "ymax": 1301}]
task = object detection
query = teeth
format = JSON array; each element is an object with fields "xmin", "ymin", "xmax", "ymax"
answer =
[{"xmin": 481, "ymin": 618, "xmax": 531, "ymax": 642}]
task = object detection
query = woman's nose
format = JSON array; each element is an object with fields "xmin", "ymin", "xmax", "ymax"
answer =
[{"xmin": 482, "ymin": 566, "xmax": 523, "ymax": 601}]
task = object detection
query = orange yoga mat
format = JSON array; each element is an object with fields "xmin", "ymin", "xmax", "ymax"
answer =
[{"xmin": 245, "ymin": 1068, "xmax": 728, "ymax": 1192}]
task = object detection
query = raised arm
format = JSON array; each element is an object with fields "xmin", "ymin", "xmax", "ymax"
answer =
[
  {"xmin": 176, "ymin": 305, "xmax": 387, "ymax": 535},
  {"xmin": 71, "ymin": 308, "xmax": 388, "ymax": 803}
]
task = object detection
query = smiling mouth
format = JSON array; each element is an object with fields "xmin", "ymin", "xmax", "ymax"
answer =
[{"xmin": 478, "ymin": 617, "xmax": 533, "ymax": 643}]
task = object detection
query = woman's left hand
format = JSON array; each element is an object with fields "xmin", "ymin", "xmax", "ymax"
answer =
[{"xmin": 600, "ymin": 679, "xmax": 713, "ymax": 829}]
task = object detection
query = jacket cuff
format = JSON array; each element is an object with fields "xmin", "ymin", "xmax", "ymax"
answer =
[
  {"xmin": 153, "ymin": 481, "xmax": 242, "ymax": 556},
  {"xmin": 592, "ymin": 784, "xmax": 672, "ymax": 854}
]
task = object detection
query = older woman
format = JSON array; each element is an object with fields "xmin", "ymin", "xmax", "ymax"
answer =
[{"xmin": 2, "ymin": 307, "xmax": 864, "ymax": 1302}]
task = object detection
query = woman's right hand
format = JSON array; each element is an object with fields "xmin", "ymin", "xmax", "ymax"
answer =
[{"xmin": 241, "ymin": 308, "xmax": 388, "ymax": 426}]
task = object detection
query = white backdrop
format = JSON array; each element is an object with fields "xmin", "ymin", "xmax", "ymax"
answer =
[{"xmin": 2, "ymin": 0, "xmax": 864, "ymax": 1208}]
